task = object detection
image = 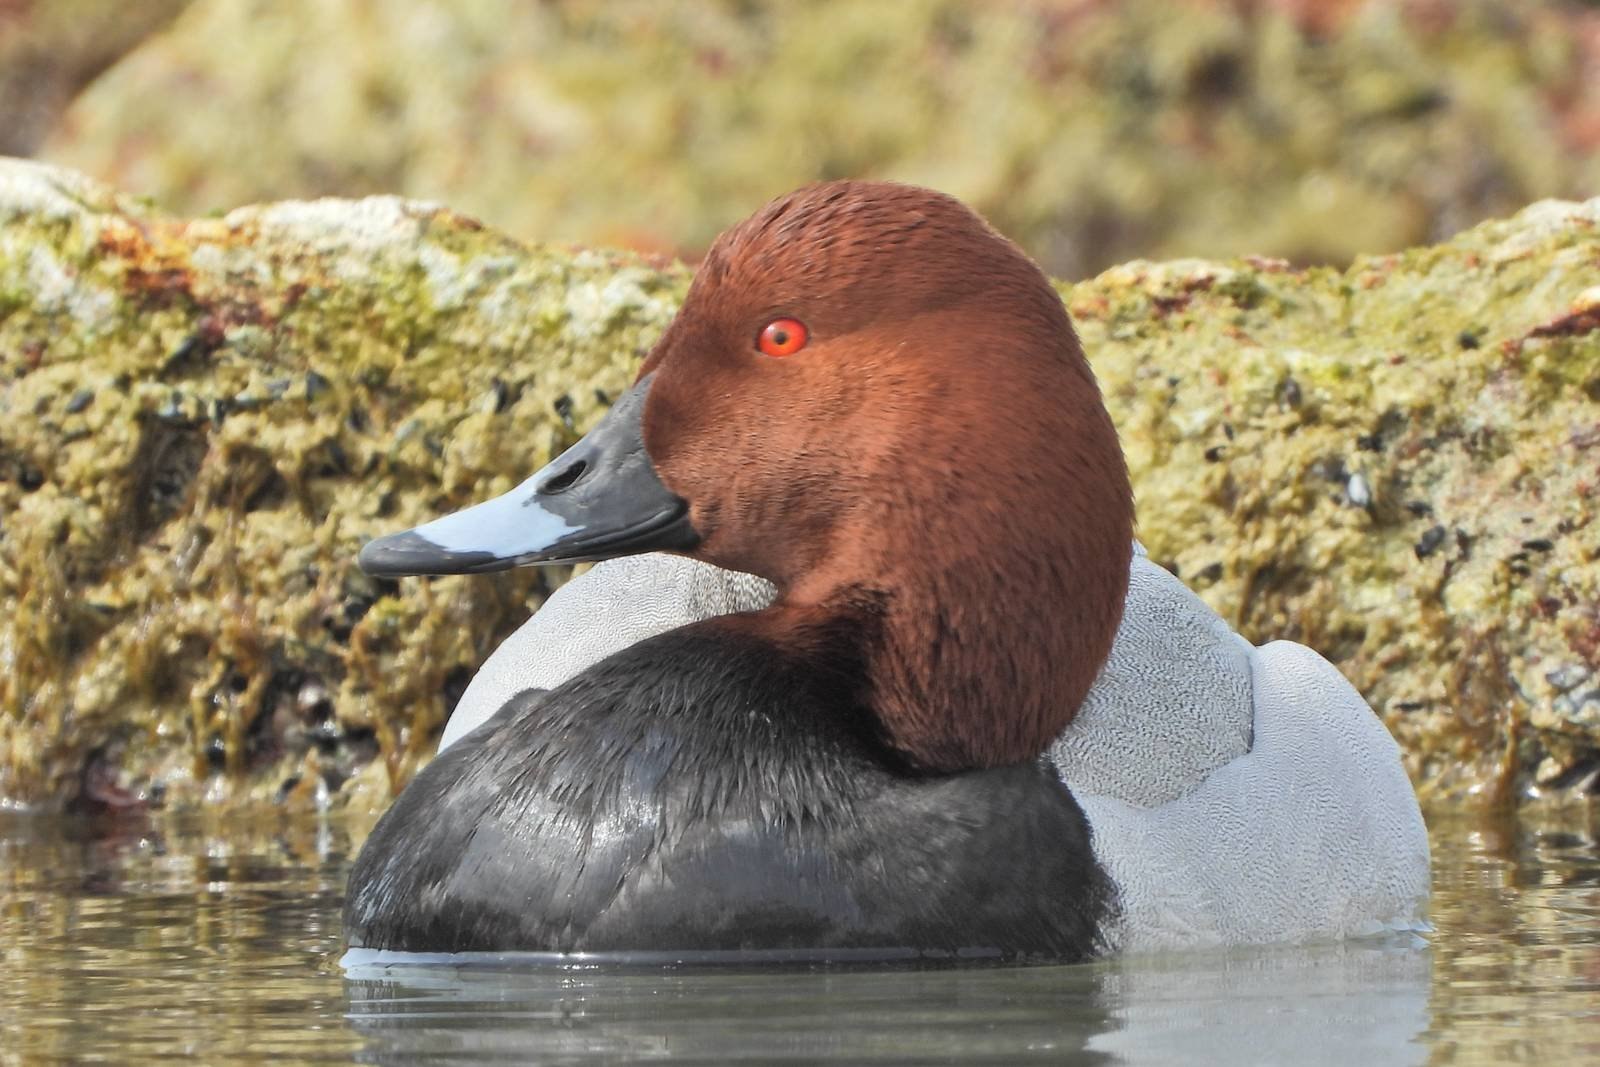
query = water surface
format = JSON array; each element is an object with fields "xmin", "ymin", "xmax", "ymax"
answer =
[{"xmin": 1, "ymin": 810, "xmax": 1595, "ymax": 1064}]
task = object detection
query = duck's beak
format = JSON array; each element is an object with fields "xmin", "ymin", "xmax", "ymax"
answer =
[{"xmin": 358, "ymin": 373, "xmax": 697, "ymax": 576}]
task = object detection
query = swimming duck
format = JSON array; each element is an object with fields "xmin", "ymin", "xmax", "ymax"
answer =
[{"xmin": 346, "ymin": 182, "xmax": 1429, "ymax": 960}]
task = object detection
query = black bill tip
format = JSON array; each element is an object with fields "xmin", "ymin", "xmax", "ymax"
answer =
[{"xmin": 357, "ymin": 530, "xmax": 502, "ymax": 578}]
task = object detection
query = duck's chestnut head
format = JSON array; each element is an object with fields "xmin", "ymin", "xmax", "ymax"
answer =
[{"xmin": 361, "ymin": 181, "xmax": 1133, "ymax": 771}]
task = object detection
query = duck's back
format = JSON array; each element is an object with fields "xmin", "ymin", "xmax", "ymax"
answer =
[
  {"xmin": 1079, "ymin": 639, "xmax": 1430, "ymax": 950},
  {"xmin": 1035, "ymin": 551, "xmax": 1428, "ymax": 949}
]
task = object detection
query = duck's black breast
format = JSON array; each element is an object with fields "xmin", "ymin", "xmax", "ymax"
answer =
[{"xmin": 343, "ymin": 623, "xmax": 1116, "ymax": 961}]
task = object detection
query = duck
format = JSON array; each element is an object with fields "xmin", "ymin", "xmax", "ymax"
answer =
[{"xmin": 345, "ymin": 181, "xmax": 1429, "ymax": 961}]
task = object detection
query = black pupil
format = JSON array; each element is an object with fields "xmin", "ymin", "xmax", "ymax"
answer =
[{"xmin": 771, "ymin": 328, "xmax": 789, "ymax": 346}]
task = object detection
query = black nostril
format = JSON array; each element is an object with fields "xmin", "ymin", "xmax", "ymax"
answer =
[{"xmin": 538, "ymin": 459, "xmax": 588, "ymax": 495}]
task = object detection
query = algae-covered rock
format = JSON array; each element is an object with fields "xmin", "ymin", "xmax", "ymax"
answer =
[
  {"xmin": 1, "ymin": 158, "xmax": 1596, "ymax": 812},
  {"xmin": 0, "ymin": 157, "xmax": 687, "ymax": 812},
  {"xmin": 38, "ymin": 0, "xmax": 1600, "ymax": 278},
  {"xmin": 1073, "ymin": 209, "xmax": 1600, "ymax": 806}
]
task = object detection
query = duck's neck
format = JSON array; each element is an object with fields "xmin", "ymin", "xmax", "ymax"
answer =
[{"xmin": 757, "ymin": 529, "xmax": 1131, "ymax": 774}]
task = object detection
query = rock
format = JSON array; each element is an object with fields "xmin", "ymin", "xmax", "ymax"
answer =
[
  {"xmin": 1073, "ymin": 209, "xmax": 1600, "ymax": 806},
  {"xmin": 0, "ymin": 158, "xmax": 686, "ymax": 811},
  {"xmin": 1, "ymin": 157, "xmax": 1597, "ymax": 811},
  {"xmin": 36, "ymin": 0, "xmax": 1600, "ymax": 279}
]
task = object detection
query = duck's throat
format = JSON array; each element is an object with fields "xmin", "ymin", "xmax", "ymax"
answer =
[
  {"xmin": 748, "ymin": 516, "xmax": 1130, "ymax": 774},
  {"xmin": 857, "ymin": 562, "xmax": 1127, "ymax": 773}
]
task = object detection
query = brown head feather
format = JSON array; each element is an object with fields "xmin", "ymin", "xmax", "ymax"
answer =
[{"xmin": 640, "ymin": 181, "xmax": 1132, "ymax": 771}]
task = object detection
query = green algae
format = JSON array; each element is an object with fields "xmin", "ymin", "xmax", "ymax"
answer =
[
  {"xmin": 37, "ymin": 0, "xmax": 1600, "ymax": 280},
  {"xmin": 2, "ymin": 158, "xmax": 1597, "ymax": 812}
]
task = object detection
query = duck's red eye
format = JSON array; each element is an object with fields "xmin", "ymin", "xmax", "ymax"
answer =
[{"xmin": 757, "ymin": 318, "xmax": 808, "ymax": 357}]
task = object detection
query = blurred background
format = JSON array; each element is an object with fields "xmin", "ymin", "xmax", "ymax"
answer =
[{"xmin": 3, "ymin": 0, "xmax": 1597, "ymax": 278}]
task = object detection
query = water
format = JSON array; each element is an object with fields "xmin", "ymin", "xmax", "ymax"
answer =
[{"xmin": 1, "ymin": 810, "xmax": 1595, "ymax": 1065}]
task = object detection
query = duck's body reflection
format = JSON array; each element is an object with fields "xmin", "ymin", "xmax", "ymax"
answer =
[{"xmin": 344, "ymin": 938, "xmax": 1429, "ymax": 1065}]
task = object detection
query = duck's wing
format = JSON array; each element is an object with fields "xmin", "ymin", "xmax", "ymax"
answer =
[
  {"xmin": 1050, "ymin": 553, "xmax": 1255, "ymax": 806},
  {"xmin": 1074, "ymin": 638, "xmax": 1431, "ymax": 952},
  {"xmin": 440, "ymin": 554, "xmax": 775, "ymax": 750}
]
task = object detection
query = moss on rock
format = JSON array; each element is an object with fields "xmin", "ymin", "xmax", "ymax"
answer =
[{"xmin": 2, "ymin": 158, "xmax": 1597, "ymax": 811}]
